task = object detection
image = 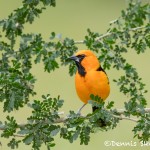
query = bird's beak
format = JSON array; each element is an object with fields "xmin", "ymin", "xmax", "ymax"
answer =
[{"xmin": 69, "ymin": 55, "xmax": 79, "ymax": 62}]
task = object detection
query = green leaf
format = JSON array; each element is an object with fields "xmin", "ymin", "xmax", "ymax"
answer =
[
  {"xmin": 23, "ymin": 134, "xmax": 33, "ymax": 145},
  {"xmin": 17, "ymin": 129, "xmax": 30, "ymax": 135},
  {"xmin": 50, "ymin": 128, "xmax": 60, "ymax": 137}
]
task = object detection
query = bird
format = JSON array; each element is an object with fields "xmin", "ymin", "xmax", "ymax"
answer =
[{"xmin": 69, "ymin": 50, "xmax": 110, "ymax": 126}]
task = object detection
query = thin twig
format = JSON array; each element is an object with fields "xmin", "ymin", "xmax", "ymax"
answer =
[
  {"xmin": 116, "ymin": 108, "xmax": 150, "ymax": 114},
  {"xmin": 74, "ymin": 40, "xmax": 84, "ymax": 44},
  {"xmin": 95, "ymin": 31, "xmax": 112, "ymax": 41},
  {"xmin": 130, "ymin": 26, "xmax": 146, "ymax": 31},
  {"xmin": 113, "ymin": 115, "xmax": 138, "ymax": 122},
  {"xmin": 112, "ymin": 108, "xmax": 150, "ymax": 122},
  {"xmin": 13, "ymin": 134, "xmax": 25, "ymax": 138}
]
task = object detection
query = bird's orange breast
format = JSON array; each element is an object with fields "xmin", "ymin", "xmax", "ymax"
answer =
[{"xmin": 75, "ymin": 70, "xmax": 110, "ymax": 104}]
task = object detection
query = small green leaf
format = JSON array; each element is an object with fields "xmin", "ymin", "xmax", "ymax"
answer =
[
  {"xmin": 106, "ymin": 101, "xmax": 114, "ymax": 109},
  {"xmin": 8, "ymin": 138, "xmax": 21, "ymax": 149},
  {"xmin": 50, "ymin": 32, "xmax": 55, "ymax": 40}
]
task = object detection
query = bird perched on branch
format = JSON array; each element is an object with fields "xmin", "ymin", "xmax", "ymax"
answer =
[{"xmin": 70, "ymin": 50, "xmax": 110, "ymax": 126}]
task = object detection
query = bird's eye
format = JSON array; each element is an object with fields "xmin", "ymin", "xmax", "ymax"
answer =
[{"xmin": 77, "ymin": 54, "xmax": 86, "ymax": 58}]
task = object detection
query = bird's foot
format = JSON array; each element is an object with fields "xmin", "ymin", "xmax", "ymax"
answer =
[{"xmin": 76, "ymin": 104, "xmax": 87, "ymax": 116}]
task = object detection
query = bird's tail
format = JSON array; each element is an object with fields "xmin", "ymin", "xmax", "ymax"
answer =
[{"xmin": 92, "ymin": 106, "xmax": 107, "ymax": 127}]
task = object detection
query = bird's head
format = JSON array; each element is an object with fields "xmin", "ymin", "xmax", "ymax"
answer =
[{"xmin": 69, "ymin": 50, "xmax": 100, "ymax": 76}]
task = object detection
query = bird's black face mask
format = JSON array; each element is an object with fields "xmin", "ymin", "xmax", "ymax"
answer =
[{"xmin": 69, "ymin": 54, "xmax": 86, "ymax": 77}]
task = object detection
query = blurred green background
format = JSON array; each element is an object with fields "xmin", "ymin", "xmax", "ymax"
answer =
[{"xmin": 0, "ymin": 0, "xmax": 150, "ymax": 150}]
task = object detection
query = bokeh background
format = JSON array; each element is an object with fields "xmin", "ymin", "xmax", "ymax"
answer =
[{"xmin": 0, "ymin": 0, "xmax": 150, "ymax": 150}]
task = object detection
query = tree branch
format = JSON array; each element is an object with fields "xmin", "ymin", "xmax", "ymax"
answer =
[
  {"xmin": 0, "ymin": 108, "xmax": 150, "ymax": 131},
  {"xmin": 74, "ymin": 25, "xmax": 146, "ymax": 44}
]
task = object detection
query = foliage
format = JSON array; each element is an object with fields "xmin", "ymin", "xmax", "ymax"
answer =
[{"xmin": 0, "ymin": 0, "xmax": 150, "ymax": 149}]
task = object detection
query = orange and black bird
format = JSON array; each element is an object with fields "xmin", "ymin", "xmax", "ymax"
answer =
[{"xmin": 70, "ymin": 50, "xmax": 110, "ymax": 125}]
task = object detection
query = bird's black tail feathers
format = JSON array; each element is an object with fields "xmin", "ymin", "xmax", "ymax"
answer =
[{"xmin": 92, "ymin": 106, "xmax": 107, "ymax": 127}]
